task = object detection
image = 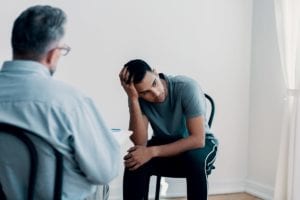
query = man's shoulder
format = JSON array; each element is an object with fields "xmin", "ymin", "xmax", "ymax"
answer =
[
  {"xmin": 48, "ymin": 78, "xmax": 85, "ymax": 96},
  {"xmin": 36, "ymin": 78, "xmax": 90, "ymax": 108},
  {"xmin": 168, "ymin": 74, "xmax": 199, "ymax": 88}
]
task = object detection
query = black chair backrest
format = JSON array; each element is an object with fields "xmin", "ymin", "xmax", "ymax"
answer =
[
  {"xmin": 204, "ymin": 93, "xmax": 215, "ymax": 128},
  {"xmin": 0, "ymin": 123, "xmax": 63, "ymax": 200}
]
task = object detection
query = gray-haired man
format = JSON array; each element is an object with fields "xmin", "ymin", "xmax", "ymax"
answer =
[{"xmin": 0, "ymin": 5, "xmax": 120, "ymax": 200}]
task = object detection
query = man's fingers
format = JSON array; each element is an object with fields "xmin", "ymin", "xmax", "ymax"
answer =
[
  {"xmin": 129, "ymin": 163, "xmax": 140, "ymax": 171},
  {"xmin": 119, "ymin": 67, "xmax": 126, "ymax": 79},
  {"xmin": 124, "ymin": 158, "xmax": 140, "ymax": 170},
  {"xmin": 119, "ymin": 67, "xmax": 128, "ymax": 83},
  {"xmin": 127, "ymin": 146, "xmax": 137, "ymax": 152},
  {"xmin": 124, "ymin": 158, "xmax": 136, "ymax": 168},
  {"xmin": 124, "ymin": 158, "xmax": 134, "ymax": 165}
]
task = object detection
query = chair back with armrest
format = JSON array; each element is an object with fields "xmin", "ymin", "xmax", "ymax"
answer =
[
  {"xmin": 0, "ymin": 123, "xmax": 63, "ymax": 200},
  {"xmin": 148, "ymin": 93, "xmax": 216, "ymax": 200}
]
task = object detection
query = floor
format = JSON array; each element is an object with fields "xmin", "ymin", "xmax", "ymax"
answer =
[{"xmin": 160, "ymin": 192, "xmax": 263, "ymax": 200}]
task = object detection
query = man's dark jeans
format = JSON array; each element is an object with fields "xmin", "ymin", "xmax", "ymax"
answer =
[{"xmin": 123, "ymin": 134, "xmax": 218, "ymax": 200}]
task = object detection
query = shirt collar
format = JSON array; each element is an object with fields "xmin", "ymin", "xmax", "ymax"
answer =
[{"xmin": 1, "ymin": 60, "xmax": 51, "ymax": 77}]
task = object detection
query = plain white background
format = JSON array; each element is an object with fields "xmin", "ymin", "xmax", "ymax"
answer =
[{"xmin": 0, "ymin": 0, "xmax": 285, "ymax": 199}]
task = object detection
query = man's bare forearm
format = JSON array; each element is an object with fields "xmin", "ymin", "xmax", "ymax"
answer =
[
  {"xmin": 149, "ymin": 134, "xmax": 205, "ymax": 158},
  {"xmin": 128, "ymin": 99, "xmax": 148, "ymax": 145},
  {"xmin": 149, "ymin": 116, "xmax": 206, "ymax": 157}
]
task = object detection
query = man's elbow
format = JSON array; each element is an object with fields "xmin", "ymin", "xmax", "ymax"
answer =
[
  {"xmin": 89, "ymin": 166, "xmax": 120, "ymax": 185},
  {"xmin": 194, "ymin": 136, "xmax": 205, "ymax": 148},
  {"xmin": 99, "ymin": 169, "xmax": 119, "ymax": 184},
  {"xmin": 198, "ymin": 140, "xmax": 205, "ymax": 148}
]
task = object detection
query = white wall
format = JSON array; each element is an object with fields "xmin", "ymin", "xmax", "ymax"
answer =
[
  {"xmin": 247, "ymin": 0, "xmax": 286, "ymax": 199},
  {"xmin": 0, "ymin": 0, "xmax": 254, "ymax": 199}
]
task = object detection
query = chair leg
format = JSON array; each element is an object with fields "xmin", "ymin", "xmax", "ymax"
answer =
[{"xmin": 155, "ymin": 176, "xmax": 161, "ymax": 200}]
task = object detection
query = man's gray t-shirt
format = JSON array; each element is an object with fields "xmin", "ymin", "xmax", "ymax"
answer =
[{"xmin": 139, "ymin": 73, "xmax": 211, "ymax": 139}]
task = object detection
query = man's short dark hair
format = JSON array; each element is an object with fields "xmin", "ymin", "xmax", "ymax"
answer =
[
  {"xmin": 11, "ymin": 5, "xmax": 66, "ymax": 60},
  {"xmin": 124, "ymin": 59, "xmax": 152, "ymax": 84}
]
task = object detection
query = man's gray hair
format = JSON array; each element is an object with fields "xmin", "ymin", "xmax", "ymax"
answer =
[{"xmin": 11, "ymin": 5, "xmax": 67, "ymax": 60}]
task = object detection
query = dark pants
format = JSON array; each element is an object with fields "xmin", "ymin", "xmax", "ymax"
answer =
[{"xmin": 123, "ymin": 134, "xmax": 218, "ymax": 200}]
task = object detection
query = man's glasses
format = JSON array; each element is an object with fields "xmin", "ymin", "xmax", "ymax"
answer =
[{"xmin": 56, "ymin": 44, "xmax": 71, "ymax": 56}]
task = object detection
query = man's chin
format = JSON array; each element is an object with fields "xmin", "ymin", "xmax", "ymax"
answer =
[{"xmin": 156, "ymin": 96, "xmax": 166, "ymax": 103}]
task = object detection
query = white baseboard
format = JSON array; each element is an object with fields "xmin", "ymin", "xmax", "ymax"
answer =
[
  {"xmin": 209, "ymin": 179, "xmax": 246, "ymax": 195},
  {"xmin": 245, "ymin": 179, "xmax": 274, "ymax": 200},
  {"xmin": 150, "ymin": 178, "xmax": 274, "ymax": 199},
  {"xmin": 109, "ymin": 178, "xmax": 274, "ymax": 200},
  {"xmin": 210, "ymin": 179, "xmax": 274, "ymax": 200},
  {"xmin": 150, "ymin": 178, "xmax": 246, "ymax": 198}
]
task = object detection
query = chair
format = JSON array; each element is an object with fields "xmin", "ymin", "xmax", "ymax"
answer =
[
  {"xmin": 148, "ymin": 93, "xmax": 216, "ymax": 200},
  {"xmin": 0, "ymin": 123, "xmax": 64, "ymax": 200}
]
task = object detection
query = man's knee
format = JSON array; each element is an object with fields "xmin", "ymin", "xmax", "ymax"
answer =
[{"xmin": 184, "ymin": 149, "xmax": 207, "ymax": 168}]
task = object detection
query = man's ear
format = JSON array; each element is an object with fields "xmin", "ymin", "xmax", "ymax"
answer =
[
  {"xmin": 42, "ymin": 48, "xmax": 60, "ymax": 68},
  {"xmin": 45, "ymin": 49, "xmax": 57, "ymax": 65},
  {"xmin": 40, "ymin": 48, "xmax": 60, "ymax": 73}
]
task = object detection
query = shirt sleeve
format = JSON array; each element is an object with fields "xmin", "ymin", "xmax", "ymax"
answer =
[
  {"xmin": 181, "ymin": 79, "xmax": 206, "ymax": 118},
  {"xmin": 67, "ymin": 97, "xmax": 120, "ymax": 185}
]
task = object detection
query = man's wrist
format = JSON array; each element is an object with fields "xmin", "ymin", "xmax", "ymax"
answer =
[
  {"xmin": 149, "ymin": 146, "xmax": 159, "ymax": 158},
  {"xmin": 128, "ymin": 99, "xmax": 140, "ymax": 110},
  {"xmin": 128, "ymin": 97, "xmax": 139, "ymax": 106}
]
